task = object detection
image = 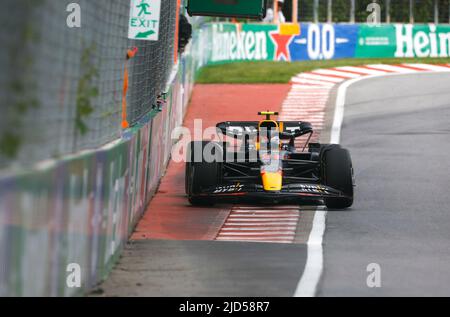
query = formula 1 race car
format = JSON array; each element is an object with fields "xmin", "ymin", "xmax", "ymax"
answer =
[{"xmin": 185, "ymin": 112, "xmax": 354, "ymax": 209}]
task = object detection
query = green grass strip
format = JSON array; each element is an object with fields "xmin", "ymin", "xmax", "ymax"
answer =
[{"xmin": 196, "ymin": 58, "xmax": 450, "ymax": 84}]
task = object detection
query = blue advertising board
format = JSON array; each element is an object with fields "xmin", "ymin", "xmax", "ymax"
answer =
[{"xmin": 289, "ymin": 23, "xmax": 359, "ymax": 61}]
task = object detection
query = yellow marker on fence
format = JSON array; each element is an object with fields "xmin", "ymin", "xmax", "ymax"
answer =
[
  {"xmin": 122, "ymin": 47, "xmax": 138, "ymax": 129},
  {"xmin": 279, "ymin": 23, "xmax": 301, "ymax": 36},
  {"xmin": 174, "ymin": 0, "xmax": 181, "ymax": 64}
]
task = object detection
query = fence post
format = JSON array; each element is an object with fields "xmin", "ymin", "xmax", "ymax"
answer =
[
  {"xmin": 327, "ymin": 0, "xmax": 332, "ymax": 23},
  {"xmin": 350, "ymin": 0, "xmax": 355, "ymax": 23},
  {"xmin": 434, "ymin": 0, "xmax": 439, "ymax": 24},
  {"xmin": 274, "ymin": 0, "xmax": 279, "ymax": 23},
  {"xmin": 292, "ymin": 0, "xmax": 298, "ymax": 23},
  {"xmin": 313, "ymin": 0, "xmax": 319, "ymax": 23},
  {"xmin": 409, "ymin": 0, "xmax": 414, "ymax": 24},
  {"xmin": 386, "ymin": 0, "xmax": 391, "ymax": 23}
]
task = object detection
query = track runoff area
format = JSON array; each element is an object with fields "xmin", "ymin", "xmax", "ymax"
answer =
[{"xmin": 97, "ymin": 63, "xmax": 450, "ymax": 298}]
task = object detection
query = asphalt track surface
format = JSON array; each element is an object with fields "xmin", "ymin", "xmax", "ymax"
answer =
[
  {"xmin": 97, "ymin": 240, "xmax": 307, "ymax": 297},
  {"xmin": 96, "ymin": 72, "xmax": 450, "ymax": 297},
  {"xmin": 320, "ymin": 72, "xmax": 450, "ymax": 296}
]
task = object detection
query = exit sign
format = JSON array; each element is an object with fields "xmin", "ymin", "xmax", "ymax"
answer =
[{"xmin": 187, "ymin": 0, "xmax": 267, "ymax": 20}]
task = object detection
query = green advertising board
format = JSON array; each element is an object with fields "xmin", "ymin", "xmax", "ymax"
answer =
[
  {"xmin": 207, "ymin": 23, "xmax": 278, "ymax": 64},
  {"xmin": 356, "ymin": 24, "xmax": 397, "ymax": 58},
  {"xmin": 187, "ymin": 0, "xmax": 267, "ymax": 20},
  {"xmin": 356, "ymin": 24, "xmax": 450, "ymax": 59}
]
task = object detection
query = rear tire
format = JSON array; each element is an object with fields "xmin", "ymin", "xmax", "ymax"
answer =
[
  {"xmin": 322, "ymin": 145, "xmax": 354, "ymax": 209},
  {"xmin": 186, "ymin": 141, "xmax": 223, "ymax": 206}
]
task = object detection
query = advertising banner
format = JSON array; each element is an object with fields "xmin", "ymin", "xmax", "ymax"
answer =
[
  {"xmin": 208, "ymin": 23, "xmax": 278, "ymax": 64},
  {"xmin": 290, "ymin": 23, "xmax": 359, "ymax": 61},
  {"xmin": 202, "ymin": 22, "xmax": 450, "ymax": 64},
  {"xmin": 356, "ymin": 24, "xmax": 397, "ymax": 58},
  {"xmin": 205, "ymin": 22, "xmax": 361, "ymax": 63},
  {"xmin": 357, "ymin": 24, "xmax": 450, "ymax": 59}
]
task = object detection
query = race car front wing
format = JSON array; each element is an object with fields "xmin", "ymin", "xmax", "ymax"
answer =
[{"xmin": 197, "ymin": 183, "xmax": 349, "ymax": 201}]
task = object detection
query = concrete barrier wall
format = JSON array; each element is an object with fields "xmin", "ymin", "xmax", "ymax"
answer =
[{"xmin": 0, "ymin": 39, "xmax": 199, "ymax": 296}]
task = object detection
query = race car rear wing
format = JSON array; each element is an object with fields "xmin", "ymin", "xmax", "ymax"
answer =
[{"xmin": 216, "ymin": 121, "xmax": 313, "ymax": 139}]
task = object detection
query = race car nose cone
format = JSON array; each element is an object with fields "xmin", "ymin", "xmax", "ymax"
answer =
[{"xmin": 261, "ymin": 171, "xmax": 283, "ymax": 191}]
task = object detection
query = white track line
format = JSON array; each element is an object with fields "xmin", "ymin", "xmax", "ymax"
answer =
[
  {"xmin": 330, "ymin": 76, "xmax": 360, "ymax": 144},
  {"xmin": 291, "ymin": 67, "xmax": 352, "ymax": 295},
  {"xmin": 294, "ymin": 208, "xmax": 327, "ymax": 297},
  {"xmin": 294, "ymin": 69, "xmax": 367, "ymax": 297}
]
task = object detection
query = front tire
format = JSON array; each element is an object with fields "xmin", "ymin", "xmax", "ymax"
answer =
[
  {"xmin": 321, "ymin": 145, "xmax": 354, "ymax": 209},
  {"xmin": 186, "ymin": 141, "xmax": 223, "ymax": 206}
]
